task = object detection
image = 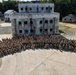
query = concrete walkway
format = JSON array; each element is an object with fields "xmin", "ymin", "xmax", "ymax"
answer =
[
  {"xmin": 0, "ymin": 50, "xmax": 76, "ymax": 75},
  {"xmin": 0, "ymin": 23, "xmax": 11, "ymax": 27}
]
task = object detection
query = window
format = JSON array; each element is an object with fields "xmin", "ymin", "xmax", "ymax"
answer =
[
  {"xmin": 30, "ymin": 20, "xmax": 33, "ymax": 24},
  {"xmin": 70, "ymin": 19, "xmax": 72, "ymax": 21},
  {"xmin": 40, "ymin": 29, "xmax": 42, "ymax": 32},
  {"xmin": 45, "ymin": 29, "xmax": 48, "ymax": 32},
  {"xmin": 40, "ymin": 20, "xmax": 42, "ymax": 24},
  {"xmin": 46, "ymin": 7, "xmax": 48, "ymax": 10},
  {"xmin": 24, "ymin": 29, "xmax": 28, "ymax": 34},
  {"xmin": 18, "ymin": 21, "xmax": 22, "ymax": 25},
  {"xmin": 5, "ymin": 18, "xmax": 7, "ymax": 20},
  {"xmin": 41, "ymin": 7, "xmax": 44, "ymax": 10},
  {"xmin": 45, "ymin": 20, "xmax": 48, "ymax": 23},
  {"xmin": 30, "ymin": 29, "xmax": 34, "ymax": 33},
  {"xmin": 8, "ymin": 18, "xmax": 10, "ymax": 21},
  {"xmin": 50, "ymin": 20, "xmax": 53, "ymax": 23},
  {"xmin": 37, "ymin": 7, "xmax": 39, "ymax": 11},
  {"xmin": 30, "ymin": 7, "xmax": 32, "ymax": 10},
  {"xmin": 50, "ymin": 28, "xmax": 52, "ymax": 31},
  {"xmin": 19, "ymin": 30, "xmax": 22, "ymax": 33},
  {"xmin": 65, "ymin": 19, "xmax": 66, "ymax": 21},
  {"xmin": 50, "ymin": 7, "xmax": 52, "ymax": 10},
  {"xmin": 24, "ymin": 21, "xmax": 27, "ymax": 24},
  {"xmin": 25, "ymin": 7, "xmax": 27, "ymax": 11},
  {"xmin": 21, "ymin": 8, "xmax": 23, "ymax": 11}
]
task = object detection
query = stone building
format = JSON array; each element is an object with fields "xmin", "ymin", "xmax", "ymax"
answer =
[
  {"xmin": 11, "ymin": 3, "xmax": 60, "ymax": 37},
  {"xmin": 4, "ymin": 10, "xmax": 17, "ymax": 22}
]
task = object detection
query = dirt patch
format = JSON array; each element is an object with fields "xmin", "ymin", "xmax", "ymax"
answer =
[
  {"xmin": 60, "ymin": 22, "xmax": 76, "ymax": 29},
  {"xmin": 59, "ymin": 22, "xmax": 76, "ymax": 40}
]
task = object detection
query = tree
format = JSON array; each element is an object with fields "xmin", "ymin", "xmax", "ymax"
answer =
[{"xmin": 0, "ymin": 2, "xmax": 3, "ymax": 13}]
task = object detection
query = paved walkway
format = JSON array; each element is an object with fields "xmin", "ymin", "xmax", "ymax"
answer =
[
  {"xmin": 0, "ymin": 23, "xmax": 11, "ymax": 27},
  {"xmin": 0, "ymin": 50, "xmax": 76, "ymax": 75}
]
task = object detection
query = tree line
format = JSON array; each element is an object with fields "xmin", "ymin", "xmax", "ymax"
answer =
[{"xmin": 0, "ymin": 0, "xmax": 76, "ymax": 20}]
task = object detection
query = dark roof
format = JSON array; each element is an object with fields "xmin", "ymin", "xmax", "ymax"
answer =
[{"xmin": 68, "ymin": 14, "xmax": 76, "ymax": 19}]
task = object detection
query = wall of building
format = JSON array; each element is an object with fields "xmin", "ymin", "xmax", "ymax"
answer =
[
  {"xmin": 4, "ymin": 11, "xmax": 17, "ymax": 22},
  {"xmin": 18, "ymin": 3, "xmax": 54, "ymax": 13},
  {"xmin": 11, "ymin": 16, "xmax": 59, "ymax": 36},
  {"xmin": 62, "ymin": 16, "xmax": 76, "ymax": 23},
  {"xmin": 4, "ymin": 14, "xmax": 10, "ymax": 22}
]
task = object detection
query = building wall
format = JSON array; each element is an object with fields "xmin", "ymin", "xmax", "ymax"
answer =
[
  {"xmin": 18, "ymin": 3, "xmax": 54, "ymax": 13},
  {"xmin": 11, "ymin": 16, "xmax": 59, "ymax": 36},
  {"xmin": 4, "ymin": 14, "xmax": 10, "ymax": 22},
  {"xmin": 62, "ymin": 16, "xmax": 76, "ymax": 23}
]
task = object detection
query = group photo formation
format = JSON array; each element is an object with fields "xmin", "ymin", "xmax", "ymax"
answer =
[{"xmin": 0, "ymin": 35, "xmax": 76, "ymax": 58}]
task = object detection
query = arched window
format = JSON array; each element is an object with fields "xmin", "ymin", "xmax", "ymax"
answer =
[
  {"xmin": 46, "ymin": 7, "xmax": 48, "ymax": 10},
  {"xmin": 50, "ymin": 20, "xmax": 53, "ymax": 23},
  {"xmin": 30, "ymin": 7, "xmax": 32, "ymax": 10},
  {"xmin": 70, "ymin": 19, "xmax": 72, "ymax": 21},
  {"xmin": 45, "ymin": 20, "xmax": 48, "ymax": 23},
  {"xmin": 30, "ymin": 29, "xmax": 34, "ymax": 33},
  {"xmin": 24, "ymin": 21, "xmax": 28, "ymax": 24},
  {"xmin": 21, "ymin": 8, "xmax": 23, "ymax": 11},
  {"xmin": 40, "ymin": 29, "xmax": 42, "ymax": 32},
  {"xmin": 25, "ymin": 6, "xmax": 27, "ymax": 11},
  {"xmin": 24, "ymin": 29, "xmax": 28, "ymax": 34},
  {"xmin": 37, "ymin": 6, "xmax": 39, "ymax": 11},
  {"xmin": 64, "ymin": 18, "xmax": 66, "ymax": 21},
  {"xmin": 19, "ymin": 30, "xmax": 22, "ymax": 33},
  {"xmin": 41, "ymin": 7, "xmax": 44, "ymax": 10},
  {"xmin": 18, "ymin": 21, "xmax": 22, "ymax": 25},
  {"xmin": 45, "ymin": 29, "xmax": 48, "ymax": 32},
  {"xmin": 30, "ymin": 20, "xmax": 33, "ymax": 24},
  {"xmin": 40, "ymin": 20, "xmax": 42, "ymax": 24},
  {"xmin": 50, "ymin": 28, "xmax": 52, "ymax": 31}
]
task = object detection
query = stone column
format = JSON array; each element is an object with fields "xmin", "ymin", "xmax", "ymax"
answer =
[
  {"xmin": 22, "ymin": 19, "xmax": 24, "ymax": 36},
  {"xmin": 13, "ymin": 19, "xmax": 17, "ymax": 37},
  {"xmin": 52, "ymin": 17, "xmax": 55, "ymax": 34}
]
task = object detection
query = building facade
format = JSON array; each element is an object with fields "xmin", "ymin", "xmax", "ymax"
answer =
[
  {"xmin": 4, "ymin": 10, "xmax": 17, "ymax": 22},
  {"xmin": 11, "ymin": 3, "xmax": 60, "ymax": 37},
  {"xmin": 62, "ymin": 14, "xmax": 76, "ymax": 23}
]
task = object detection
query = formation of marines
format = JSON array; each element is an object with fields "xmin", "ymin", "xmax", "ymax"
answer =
[{"xmin": 0, "ymin": 35, "xmax": 76, "ymax": 58}]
